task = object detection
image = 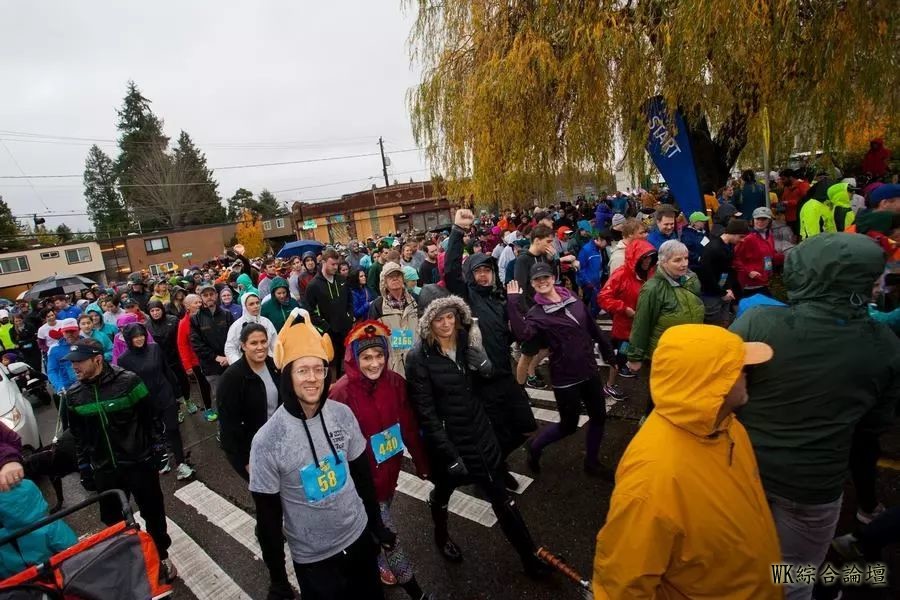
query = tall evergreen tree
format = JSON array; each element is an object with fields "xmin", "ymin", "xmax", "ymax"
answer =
[
  {"xmin": 83, "ymin": 145, "xmax": 130, "ymax": 235},
  {"xmin": 226, "ymin": 188, "xmax": 255, "ymax": 221},
  {"xmin": 255, "ymin": 189, "xmax": 281, "ymax": 219},
  {"xmin": 0, "ymin": 195, "xmax": 23, "ymax": 251},
  {"xmin": 114, "ymin": 81, "xmax": 168, "ymax": 220},
  {"xmin": 172, "ymin": 131, "xmax": 225, "ymax": 224}
]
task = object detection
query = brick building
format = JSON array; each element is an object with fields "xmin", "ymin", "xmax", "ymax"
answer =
[{"xmin": 291, "ymin": 181, "xmax": 454, "ymax": 244}]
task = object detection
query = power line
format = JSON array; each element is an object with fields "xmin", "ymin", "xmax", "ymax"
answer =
[
  {"xmin": 0, "ymin": 147, "xmax": 423, "ymax": 179},
  {"xmin": 0, "ymin": 139, "xmax": 50, "ymax": 210}
]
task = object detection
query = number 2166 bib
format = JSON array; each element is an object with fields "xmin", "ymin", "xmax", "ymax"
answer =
[{"xmin": 299, "ymin": 452, "xmax": 347, "ymax": 502}]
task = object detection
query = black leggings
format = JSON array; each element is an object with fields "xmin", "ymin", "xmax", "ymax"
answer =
[
  {"xmin": 95, "ymin": 462, "xmax": 171, "ymax": 560},
  {"xmin": 170, "ymin": 361, "xmax": 191, "ymax": 401},
  {"xmin": 160, "ymin": 403, "xmax": 185, "ymax": 464},
  {"xmin": 292, "ymin": 531, "xmax": 383, "ymax": 600},
  {"xmin": 194, "ymin": 366, "xmax": 213, "ymax": 410}
]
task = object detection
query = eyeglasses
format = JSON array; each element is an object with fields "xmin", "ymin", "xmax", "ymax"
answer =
[{"xmin": 293, "ymin": 366, "xmax": 328, "ymax": 380}]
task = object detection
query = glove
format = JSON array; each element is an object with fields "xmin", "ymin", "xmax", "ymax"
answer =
[
  {"xmin": 79, "ymin": 465, "xmax": 96, "ymax": 492},
  {"xmin": 372, "ymin": 523, "xmax": 397, "ymax": 550},
  {"xmin": 447, "ymin": 460, "xmax": 468, "ymax": 478}
]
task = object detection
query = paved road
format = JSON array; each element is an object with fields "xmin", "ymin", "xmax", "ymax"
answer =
[{"xmin": 26, "ymin": 320, "xmax": 900, "ymax": 599}]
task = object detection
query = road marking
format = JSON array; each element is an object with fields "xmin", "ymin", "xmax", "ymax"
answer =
[
  {"xmin": 135, "ymin": 512, "xmax": 252, "ymax": 600},
  {"xmin": 174, "ymin": 481, "xmax": 299, "ymax": 594},
  {"xmin": 396, "ymin": 471, "xmax": 498, "ymax": 527},
  {"xmin": 525, "ymin": 388, "xmax": 556, "ymax": 403},
  {"xmin": 403, "ymin": 450, "xmax": 533, "ymax": 495},
  {"xmin": 531, "ymin": 407, "xmax": 589, "ymax": 427}
]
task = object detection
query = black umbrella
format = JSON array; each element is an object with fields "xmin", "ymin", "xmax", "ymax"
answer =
[{"xmin": 23, "ymin": 274, "xmax": 97, "ymax": 300}]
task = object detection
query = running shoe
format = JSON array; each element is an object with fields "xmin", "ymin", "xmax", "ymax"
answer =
[
  {"xmin": 158, "ymin": 462, "xmax": 172, "ymax": 475},
  {"xmin": 831, "ymin": 534, "xmax": 863, "ymax": 561},
  {"xmin": 177, "ymin": 406, "xmax": 185, "ymax": 424},
  {"xmin": 856, "ymin": 503, "xmax": 885, "ymax": 525},
  {"xmin": 525, "ymin": 375, "xmax": 548, "ymax": 390},
  {"xmin": 603, "ymin": 383, "xmax": 626, "ymax": 401},
  {"xmin": 203, "ymin": 408, "xmax": 218, "ymax": 422},
  {"xmin": 186, "ymin": 400, "xmax": 199, "ymax": 414},
  {"xmin": 378, "ymin": 563, "xmax": 397, "ymax": 586},
  {"xmin": 617, "ymin": 366, "xmax": 637, "ymax": 378},
  {"xmin": 175, "ymin": 463, "xmax": 195, "ymax": 481},
  {"xmin": 159, "ymin": 558, "xmax": 178, "ymax": 584}
]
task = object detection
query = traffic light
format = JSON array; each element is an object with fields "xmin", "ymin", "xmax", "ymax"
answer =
[{"xmin": 33, "ymin": 215, "xmax": 45, "ymax": 228}]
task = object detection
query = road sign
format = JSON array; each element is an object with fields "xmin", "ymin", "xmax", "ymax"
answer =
[
  {"xmin": 182, "ymin": 252, "xmax": 193, "ymax": 258},
  {"xmin": 302, "ymin": 220, "xmax": 317, "ymax": 230}
]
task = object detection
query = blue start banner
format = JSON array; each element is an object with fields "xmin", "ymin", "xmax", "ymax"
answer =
[{"xmin": 644, "ymin": 95, "xmax": 703, "ymax": 216}]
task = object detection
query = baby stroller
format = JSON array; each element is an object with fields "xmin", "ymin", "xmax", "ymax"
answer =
[{"xmin": 0, "ymin": 489, "xmax": 172, "ymax": 599}]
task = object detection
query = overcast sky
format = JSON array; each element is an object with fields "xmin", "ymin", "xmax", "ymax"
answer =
[{"xmin": 0, "ymin": 1, "xmax": 428, "ymax": 232}]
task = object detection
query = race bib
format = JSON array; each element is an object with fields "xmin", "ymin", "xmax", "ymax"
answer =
[
  {"xmin": 390, "ymin": 328, "xmax": 414, "ymax": 351},
  {"xmin": 299, "ymin": 452, "xmax": 347, "ymax": 502},
  {"xmin": 763, "ymin": 256, "xmax": 773, "ymax": 273},
  {"xmin": 370, "ymin": 423, "xmax": 405, "ymax": 464}
]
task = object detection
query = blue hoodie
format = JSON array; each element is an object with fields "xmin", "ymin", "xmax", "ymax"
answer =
[
  {"xmin": 594, "ymin": 202, "xmax": 614, "ymax": 229},
  {"xmin": 576, "ymin": 240, "xmax": 605, "ymax": 289},
  {"xmin": 0, "ymin": 480, "xmax": 77, "ymax": 578}
]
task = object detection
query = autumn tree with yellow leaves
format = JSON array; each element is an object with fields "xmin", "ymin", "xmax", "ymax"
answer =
[
  {"xmin": 235, "ymin": 209, "xmax": 267, "ymax": 258},
  {"xmin": 408, "ymin": 0, "xmax": 899, "ymax": 205}
]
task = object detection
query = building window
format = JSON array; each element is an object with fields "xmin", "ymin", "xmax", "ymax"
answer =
[
  {"xmin": 149, "ymin": 262, "xmax": 176, "ymax": 277},
  {"xmin": 39, "ymin": 250, "xmax": 60, "ymax": 260},
  {"xmin": 263, "ymin": 221, "xmax": 272, "ymax": 231},
  {"xmin": 65, "ymin": 247, "xmax": 92, "ymax": 264},
  {"xmin": 144, "ymin": 237, "xmax": 170, "ymax": 254},
  {"xmin": 0, "ymin": 256, "xmax": 29, "ymax": 274},
  {"xmin": 275, "ymin": 218, "xmax": 284, "ymax": 229}
]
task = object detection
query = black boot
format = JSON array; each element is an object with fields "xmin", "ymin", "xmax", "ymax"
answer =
[
  {"xmin": 428, "ymin": 491, "xmax": 463, "ymax": 563},
  {"xmin": 493, "ymin": 497, "xmax": 552, "ymax": 578},
  {"xmin": 502, "ymin": 462, "xmax": 520, "ymax": 491}
]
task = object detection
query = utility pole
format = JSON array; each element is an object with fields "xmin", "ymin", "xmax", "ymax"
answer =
[{"xmin": 379, "ymin": 136, "xmax": 390, "ymax": 188}]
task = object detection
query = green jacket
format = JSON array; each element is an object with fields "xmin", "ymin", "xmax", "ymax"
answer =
[
  {"xmin": 627, "ymin": 268, "xmax": 704, "ymax": 362},
  {"xmin": 799, "ymin": 198, "xmax": 836, "ymax": 240},
  {"xmin": 826, "ymin": 182, "xmax": 856, "ymax": 232},
  {"xmin": 731, "ymin": 233, "xmax": 900, "ymax": 504},
  {"xmin": 260, "ymin": 276, "xmax": 298, "ymax": 332}
]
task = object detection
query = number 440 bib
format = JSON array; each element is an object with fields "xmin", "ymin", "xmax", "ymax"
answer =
[
  {"xmin": 299, "ymin": 452, "xmax": 348, "ymax": 502},
  {"xmin": 370, "ymin": 423, "xmax": 405, "ymax": 464}
]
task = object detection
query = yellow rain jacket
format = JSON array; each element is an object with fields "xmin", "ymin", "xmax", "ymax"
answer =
[{"xmin": 593, "ymin": 325, "xmax": 783, "ymax": 600}]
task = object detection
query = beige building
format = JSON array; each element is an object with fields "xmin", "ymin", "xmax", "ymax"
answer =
[{"xmin": 0, "ymin": 241, "xmax": 106, "ymax": 299}]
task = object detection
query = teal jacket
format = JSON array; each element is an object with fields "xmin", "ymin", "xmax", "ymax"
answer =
[
  {"xmin": 731, "ymin": 233, "xmax": 900, "ymax": 504},
  {"xmin": 260, "ymin": 276, "xmax": 299, "ymax": 332},
  {"xmin": 0, "ymin": 480, "xmax": 77, "ymax": 578}
]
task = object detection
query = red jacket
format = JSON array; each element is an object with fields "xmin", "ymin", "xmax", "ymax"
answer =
[
  {"xmin": 781, "ymin": 179, "xmax": 809, "ymax": 223},
  {"xmin": 733, "ymin": 230, "xmax": 783, "ymax": 290},
  {"xmin": 177, "ymin": 313, "xmax": 199, "ymax": 371},
  {"xmin": 329, "ymin": 347, "xmax": 430, "ymax": 502},
  {"xmin": 598, "ymin": 239, "xmax": 657, "ymax": 341}
]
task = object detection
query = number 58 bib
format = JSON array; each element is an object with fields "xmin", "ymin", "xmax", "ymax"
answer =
[{"xmin": 299, "ymin": 452, "xmax": 348, "ymax": 502}]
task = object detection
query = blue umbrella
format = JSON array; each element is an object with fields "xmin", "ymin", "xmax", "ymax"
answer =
[{"xmin": 276, "ymin": 240, "xmax": 325, "ymax": 260}]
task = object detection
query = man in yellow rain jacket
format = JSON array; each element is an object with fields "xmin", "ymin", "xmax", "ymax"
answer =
[{"xmin": 593, "ymin": 324, "xmax": 783, "ymax": 599}]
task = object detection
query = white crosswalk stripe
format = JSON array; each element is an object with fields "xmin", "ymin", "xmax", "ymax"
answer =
[
  {"xmin": 395, "ymin": 471, "xmax": 498, "ymax": 527},
  {"xmin": 402, "ymin": 448, "xmax": 533, "ymax": 496},
  {"xmin": 174, "ymin": 481, "xmax": 300, "ymax": 595},
  {"xmin": 531, "ymin": 406, "xmax": 589, "ymax": 427},
  {"xmin": 526, "ymin": 388, "xmax": 618, "ymax": 414},
  {"xmin": 134, "ymin": 512, "xmax": 252, "ymax": 600}
]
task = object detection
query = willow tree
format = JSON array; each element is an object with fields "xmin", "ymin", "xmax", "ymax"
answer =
[{"xmin": 408, "ymin": 0, "xmax": 899, "ymax": 206}]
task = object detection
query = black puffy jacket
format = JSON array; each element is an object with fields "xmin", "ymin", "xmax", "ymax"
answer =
[
  {"xmin": 146, "ymin": 301, "xmax": 179, "ymax": 362},
  {"xmin": 118, "ymin": 323, "xmax": 178, "ymax": 412},
  {"xmin": 66, "ymin": 363, "xmax": 159, "ymax": 472},
  {"xmin": 189, "ymin": 305, "xmax": 235, "ymax": 375},
  {"xmin": 444, "ymin": 225, "xmax": 513, "ymax": 376},
  {"xmin": 404, "ymin": 295, "xmax": 500, "ymax": 478}
]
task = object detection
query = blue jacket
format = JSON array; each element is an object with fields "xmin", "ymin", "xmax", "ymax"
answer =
[
  {"xmin": 679, "ymin": 226, "xmax": 707, "ymax": 272},
  {"xmin": 351, "ymin": 287, "xmax": 374, "ymax": 319},
  {"xmin": 55, "ymin": 305, "xmax": 82, "ymax": 320},
  {"xmin": 594, "ymin": 203, "xmax": 614, "ymax": 229},
  {"xmin": 47, "ymin": 342, "xmax": 77, "ymax": 393},
  {"xmin": 0, "ymin": 480, "xmax": 77, "ymax": 578},
  {"xmin": 86, "ymin": 330, "xmax": 114, "ymax": 362},
  {"xmin": 576, "ymin": 241, "xmax": 605, "ymax": 289},
  {"xmin": 647, "ymin": 228, "xmax": 678, "ymax": 250},
  {"xmin": 611, "ymin": 195, "xmax": 629, "ymax": 214}
]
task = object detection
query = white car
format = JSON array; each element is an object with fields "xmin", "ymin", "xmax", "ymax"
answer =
[{"xmin": 0, "ymin": 362, "xmax": 41, "ymax": 451}]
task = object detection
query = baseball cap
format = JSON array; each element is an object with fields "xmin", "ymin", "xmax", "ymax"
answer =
[
  {"xmin": 688, "ymin": 211, "xmax": 710, "ymax": 223},
  {"xmin": 752, "ymin": 207, "xmax": 774, "ymax": 220},
  {"xmin": 725, "ymin": 219, "xmax": 751, "ymax": 235},
  {"xmin": 197, "ymin": 283, "xmax": 217, "ymax": 295},
  {"xmin": 121, "ymin": 298, "xmax": 138, "ymax": 308},
  {"xmin": 870, "ymin": 184, "xmax": 900, "ymax": 207},
  {"xmin": 743, "ymin": 341, "xmax": 774, "ymax": 365},
  {"xmin": 529, "ymin": 262, "xmax": 555, "ymax": 281},
  {"xmin": 59, "ymin": 318, "xmax": 80, "ymax": 332},
  {"xmin": 611, "ymin": 214, "xmax": 627, "ymax": 229},
  {"xmin": 0, "ymin": 309, "xmax": 8, "ymax": 320},
  {"xmin": 64, "ymin": 339, "xmax": 104, "ymax": 362}
]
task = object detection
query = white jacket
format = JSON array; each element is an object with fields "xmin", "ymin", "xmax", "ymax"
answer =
[{"xmin": 225, "ymin": 292, "xmax": 278, "ymax": 364}]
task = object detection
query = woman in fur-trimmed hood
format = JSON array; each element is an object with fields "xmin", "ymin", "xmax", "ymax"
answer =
[{"xmin": 404, "ymin": 294, "xmax": 549, "ymax": 577}]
